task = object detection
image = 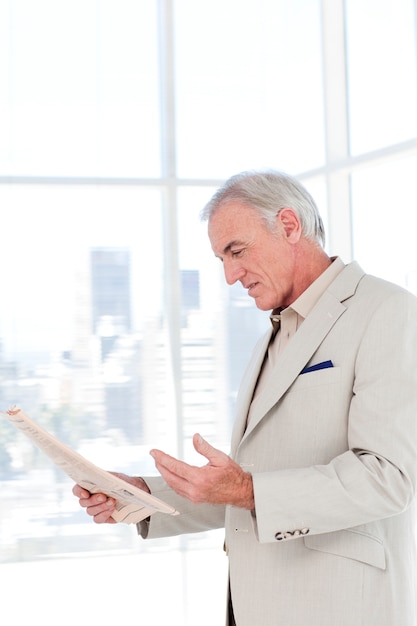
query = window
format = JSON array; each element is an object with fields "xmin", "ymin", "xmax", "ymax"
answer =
[
  {"xmin": 1, "ymin": 1, "xmax": 416, "ymax": 624},
  {"xmin": 345, "ymin": 0, "xmax": 417, "ymax": 155}
]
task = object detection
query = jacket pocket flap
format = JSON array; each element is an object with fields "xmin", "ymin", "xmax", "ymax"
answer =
[{"xmin": 304, "ymin": 529, "xmax": 386, "ymax": 570}]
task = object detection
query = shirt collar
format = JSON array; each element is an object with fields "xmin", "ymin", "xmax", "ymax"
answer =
[{"xmin": 270, "ymin": 256, "xmax": 345, "ymax": 326}]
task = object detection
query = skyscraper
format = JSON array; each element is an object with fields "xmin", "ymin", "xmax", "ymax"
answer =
[{"xmin": 91, "ymin": 248, "xmax": 132, "ymax": 359}]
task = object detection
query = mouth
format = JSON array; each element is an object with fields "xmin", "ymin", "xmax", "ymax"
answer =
[{"xmin": 246, "ymin": 282, "xmax": 259, "ymax": 296}]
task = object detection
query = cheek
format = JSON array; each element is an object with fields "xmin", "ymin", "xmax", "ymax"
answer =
[
  {"xmin": 266, "ymin": 273, "xmax": 293, "ymax": 308},
  {"xmin": 265, "ymin": 266, "xmax": 286, "ymax": 290}
]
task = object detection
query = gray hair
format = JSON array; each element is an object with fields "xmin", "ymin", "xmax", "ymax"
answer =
[{"xmin": 201, "ymin": 170, "xmax": 325, "ymax": 247}]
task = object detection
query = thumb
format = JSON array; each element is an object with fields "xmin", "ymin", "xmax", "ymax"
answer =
[{"xmin": 193, "ymin": 433, "xmax": 229, "ymax": 465}]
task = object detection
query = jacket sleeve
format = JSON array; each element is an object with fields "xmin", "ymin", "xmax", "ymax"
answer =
[{"xmin": 137, "ymin": 475, "xmax": 225, "ymax": 539}]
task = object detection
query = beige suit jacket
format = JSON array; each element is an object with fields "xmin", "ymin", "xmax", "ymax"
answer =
[{"xmin": 143, "ymin": 262, "xmax": 417, "ymax": 626}]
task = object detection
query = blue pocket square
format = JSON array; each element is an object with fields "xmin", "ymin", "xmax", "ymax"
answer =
[{"xmin": 300, "ymin": 360, "xmax": 333, "ymax": 375}]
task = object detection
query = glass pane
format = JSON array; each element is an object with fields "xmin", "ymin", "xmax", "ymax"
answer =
[
  {"xmin": 174, "ymin": 0, "xmax": 325, "ymax": 178},
  {"xmin": 346, "ymin": 0, "xmax": 417, "ymax": 155},
  {"xmin": 0, "ymin": 184, "xmax": 177, "ymax": 560},
  {"xmin": 1, "ymin": 549, "xmax": 227, "ymax": 625},
  {"xmin": 0, "ymin": 183, "xmax": 230, "ymax": 625},
  {"xmin": 0, "ymin": 0, "xmax": 160, "ymax": 177},
  {"xmin": 300, "ymin": 175, "xmax": 328, "ymax": 246},
  {"xmin": 351, "ymin": 155, "xmax": 417, "ymax": 294},
  {"xmin": 177, "ymin": 186, "xmax": 269, "ymax": 464}
]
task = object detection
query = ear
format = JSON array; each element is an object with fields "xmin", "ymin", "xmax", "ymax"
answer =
[{"xmin": 276, "ymin": 208, "xmax": 302, "ymax": 243}]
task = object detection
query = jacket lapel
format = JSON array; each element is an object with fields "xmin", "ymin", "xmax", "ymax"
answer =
[{"xmin": 232, "ymin": 262, "xmax": 365, "ymax": 449}]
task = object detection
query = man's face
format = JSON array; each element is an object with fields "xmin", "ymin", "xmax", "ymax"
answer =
[{"xmin": 208, "ymin": 201, "xmax": 297, "ymax": 311}]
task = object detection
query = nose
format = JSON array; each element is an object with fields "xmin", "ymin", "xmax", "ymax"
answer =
[{"xmin": 223, "ymin": 260, "xmax": 246, "ymax": 285}]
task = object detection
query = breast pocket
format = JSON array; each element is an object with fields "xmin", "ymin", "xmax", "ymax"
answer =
[
  {"xmin": 288, "ymin": 365, "xmax": 341, "ymax": 393},
  {"xmin": 277, "ymin": 366, "xmax": 348, "ymax": 462}
]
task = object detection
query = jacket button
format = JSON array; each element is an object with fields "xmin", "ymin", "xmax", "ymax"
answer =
[{"xmin": 274, "ymin": 528, "xmax": 310, "ymax": 541}]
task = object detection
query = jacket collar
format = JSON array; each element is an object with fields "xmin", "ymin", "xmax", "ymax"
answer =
[{"xmin": 231, "ymin": 261, "xmax": 365, "ymax": 452}]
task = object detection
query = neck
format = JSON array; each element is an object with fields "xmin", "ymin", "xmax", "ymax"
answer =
[{"xmin": 286, "ymin": 244, "xmax": 332, "ymax": 307}]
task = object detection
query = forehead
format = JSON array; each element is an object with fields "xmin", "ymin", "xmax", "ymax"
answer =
[{"xmin": 208, "ymin": 201, "xmax": 265, "ymax": 254}]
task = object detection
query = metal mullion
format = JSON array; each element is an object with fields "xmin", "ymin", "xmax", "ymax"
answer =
[
  {"xmin": 0, "ymin": 176, "xmax": 170, "ymax": 186},
  {"xmin": 413, "ymin": 0, "xmax": 417, "ymax": 89},
  {"xmin": 157, "ymin": 0, "xmax": 184, "ymax": 460},
  {"xmin": 296, "ymin": 137, "xmax": 417, "ymax": 180},
  {"xmin": 0, "ymin": 175, "xmax": 228, "ymax": 187},
  {"xmin": 320, "ymin": 0, "xmax": 353, "ymax": 260}
]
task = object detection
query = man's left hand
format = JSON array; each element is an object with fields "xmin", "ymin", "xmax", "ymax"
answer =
[{"xmin": 150, "ymin": 434, "xmax": 254, "ymax": 510}]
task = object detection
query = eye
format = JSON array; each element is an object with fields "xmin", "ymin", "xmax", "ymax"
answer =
[{"xmin": 231, "ymin": 248, "xmax": 244, "ymax": 258}]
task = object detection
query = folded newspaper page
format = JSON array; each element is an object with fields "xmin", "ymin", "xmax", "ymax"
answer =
[{"xmin": 2, "ymin": 407, "xmax": 179, "ymax": 524}]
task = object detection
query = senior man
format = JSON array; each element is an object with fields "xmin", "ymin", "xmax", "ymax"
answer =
[{"xmin": 74, "ymin": 170, "xmax": 417, "ymax": 626}]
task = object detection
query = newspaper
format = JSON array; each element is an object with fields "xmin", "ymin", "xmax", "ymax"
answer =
[{"xmin": 1, "ymin": 407, "xmax": 179, "ymax": 524}]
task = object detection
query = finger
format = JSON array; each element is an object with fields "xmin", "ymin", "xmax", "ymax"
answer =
[
  {"xmin": 72, "ymin": 483, "xmax": 91, "ymax": 499},
  {"xmin": 193, "ymin": 433, "xmax": 229, "ymax": 465},
  {"xmin": 93, "ymin": 507, "xmax": 117, "ymax": 524},
  {"xmin": 86, "ymin": 498, "xmax": 116, "ymax": 518},
  {"xmin": 149, "ymin": 450, "xmax": 183, "ymax": 474},
  {"xmin": 150, "ymin": 449, "xmax": 192, "ymax": 478},
  {"xmin": 92, "ymin": 507, "xmax": 117, "ymax": 524},
  {"xmin": 149, "ymin": 448, "xmax": 177, "ymax": 464},
  {"xmin": 150, "ymin": 450, "xmax": 186, "ymax": 477},
  {"xmin": 154, "ymin": 460, "xmax": 187, "ymax": 485},
  {"xmin": 91, "ymin": 493, "xmax": 116, "ymax": 506},
  {"xmin": 79, "ymin": 493, "xmax": 116, "ymax": 510}
]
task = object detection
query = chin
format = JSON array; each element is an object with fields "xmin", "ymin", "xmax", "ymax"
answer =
[{"xmin": 254, "ymin": 300, "xmax": 274, "ymax": 311}]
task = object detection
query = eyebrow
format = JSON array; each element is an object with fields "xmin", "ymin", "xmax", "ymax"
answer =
[{"xmin": 215, "ymin": 240, "xmax": 244, "ymax": 259}]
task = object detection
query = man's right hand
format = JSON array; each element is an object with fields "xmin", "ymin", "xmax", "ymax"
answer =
[{"xmin": 72, "ymin": 473, "xmax": 150, "ymax": 524}]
